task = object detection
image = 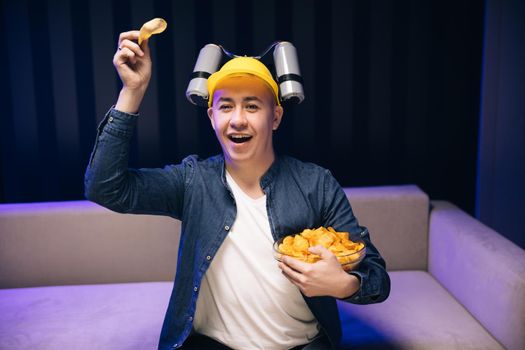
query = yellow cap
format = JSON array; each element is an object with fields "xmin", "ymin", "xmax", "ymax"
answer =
[{"xmin": 207, "ymin": 57, "xmax": 280, "ymax": 107}]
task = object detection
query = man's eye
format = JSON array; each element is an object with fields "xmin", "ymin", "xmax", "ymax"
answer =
[
  {"xmin": 246, "ymin": 104, "xmax": 260, "ymax": 111},
  {"xmin": 219, "ymin": 105, "xmax": 233, "ymax": 111}
]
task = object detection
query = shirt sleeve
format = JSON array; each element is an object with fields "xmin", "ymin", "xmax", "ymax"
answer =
[
  {"xmin": 84, "ymin": 107, "xmax": 191, "ymax": 219},
  {"xmin": 321, "ymin": 169, "xmax": 391, "ymax": 304}
]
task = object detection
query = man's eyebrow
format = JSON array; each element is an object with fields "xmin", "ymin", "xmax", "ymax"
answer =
[
  {"xmin": 244, "ymin": 96, "xmax": 263, "ymax": 102},
  {"xmin": 216, "ymin": 96, "xmax": 263, "ymax": 103}
]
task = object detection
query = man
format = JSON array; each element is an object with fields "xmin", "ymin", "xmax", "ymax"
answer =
[{"xmin": 85, "ymin": 31, "xmax": 390, "ymax": 350}]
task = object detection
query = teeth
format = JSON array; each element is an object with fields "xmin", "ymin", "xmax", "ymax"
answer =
[{"xmin": 229, "ymin": 135, "xmax": 252, "ymax": 143}]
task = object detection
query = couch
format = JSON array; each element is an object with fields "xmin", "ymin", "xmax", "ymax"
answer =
[{"xmin": 1, "ymin": 185, "xmax": 524, "ymax": 350}]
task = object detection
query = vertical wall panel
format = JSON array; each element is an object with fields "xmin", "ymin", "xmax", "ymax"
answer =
[
  {"xmin": 404, "ymin": 0, "xmax": 431, "ymax": 186},
  {"xmin": 193, "ymin": 0, "xmax": 219, "ymax": 157},
  {"xmin": 350, "ymin": 0, "xmax": 371, "ymax": 182},
  {"xmin": 153, "ymin": 0, "xmax": 176, "ymax": 165},
  {"xmin": 252, "ymin": 0, "xmax": 276, "ymax": 56},
  {"xmin": 90, "ymin": 0, "xmax": 118, "ymax": 122},
  {"xmin": 234, "ymin": 0, "xmax": 253, "ymax": 54},
  {"xmin": 212, "ymin": 0, "xmax": 236, "ymax": 52},
  {"xmin": 48, "ymin": 0, "xmax": 81, "ymax": 199},
  {"xmin": 28, "ymin": 0, "xmax": 59, "ymax": 200},
  {"xmin": 330, "ymin": 0, "xmax": 354, "ymax": 174},
  {"xmin": 387, "ymin": 1, "xmax": 409, "ymax": 184},
  {"xmin": 272, "ymin": 0, "xmax": 294, "ymax": 155},
  {"xmin": 0, "ymin": 0, "xmax": 12, "ymax": 201},
  {"xmin": 368, "ymin": 1, "xmax": 393, "ymax": 184},
  {"xmin": 313, "ymin": 0, "xmax": 333, "ymax": 166},
  {"xmin": 173, "ymin": 1, "xmax": 199, "ymax": 160},
  {"xmin": 70, "ymin": 0, "xmax": 97, "ymax": 177},
  {"xmin": 5, "ymin": 0, "xmax": 40, "ymax": 200},
  {"xmin": 291, "ymin": 0, "xmax": 316, "ymax": 160}
]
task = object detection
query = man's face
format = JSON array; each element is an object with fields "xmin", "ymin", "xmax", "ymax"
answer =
[{"xmin": 207, "ymin": 75, "xmax": 283, "ymax": 165}]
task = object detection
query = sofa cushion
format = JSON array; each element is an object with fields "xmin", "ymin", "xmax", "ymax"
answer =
[
  {"xmin": 1, "ymin": 271, "xmax": 503, "ymax": 350},
  {"xmin": 0, "ymin": 281, "xmax": 172, "ymax": 350},
  {"xmin": 344, "ymin": 185, "xmax": 429, "ymax": 271},
  {"xmin": 338, "ymin": 270, "xmax": 503, "ymax": 349}
]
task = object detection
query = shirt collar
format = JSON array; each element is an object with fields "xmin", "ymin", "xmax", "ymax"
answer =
[
  {"xmin": 260, "ymin": 155, "xmax": 281, "ymax": 189},
  {"xmin": 218, "ymin": 154, "xmax": 282, "ymax": 191}
]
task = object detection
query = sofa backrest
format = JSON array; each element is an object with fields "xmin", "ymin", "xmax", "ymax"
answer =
[
  {"xmin": 344, "ymin": 185, "xmax": 429, "ymax": 271},
  {"xmin": 0, "ymin": 201, "xmax": 180, "ymax": 288},
  {"xmin": 0, "ymin": 185, "xmax": 429, "ymax": 288}
]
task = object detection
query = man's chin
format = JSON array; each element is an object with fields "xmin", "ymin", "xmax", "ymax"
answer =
[{"xmin": 224, "ymin": 152, "xmax": 253, "ymax": 164}]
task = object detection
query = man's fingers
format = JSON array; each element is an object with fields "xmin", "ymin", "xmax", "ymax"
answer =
[
  {"xmin": 281, "ymin": 256, "xmax": 309, "ymax": 273},
  {"xmin": 119, "ymin": 39, "xmax": 144, "ymax": 57},
  {"xmin": 118, "ymin": 30, "xmax": 140, "ymax": 47},
  {"xmin": 308, "ymin": 245, "xmax": 334, "ymax": 260},
  {"xmin": 278, "ymin": 261, "xmax": 306, "ymax": 285},
  {"xmin": 281, "ymin": 269, "xmax": 295, "ymax": 284},
  {"xmin": 115, "ymin": 47, "xmax": 137, "ymax": 65},
  {"xmin": 116, "ymin": 31, "xmax": 151, "ymax": 61}
]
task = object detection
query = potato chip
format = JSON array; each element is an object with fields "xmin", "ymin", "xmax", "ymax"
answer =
[
  {"xmin": 317, "ymin": 233, "xmax": 334, "ymax": 248},
  {"xmin": 292, "ymin": 235, "xmax": 309, "ymax": 252},
  {"xmin": 283, "ymin": 236, "xmax": 294, "ymax": 245},
  {"xmin": 329, "ymin": 242, "xmax": 346, "ymax": 253},
  {"xmin": 335, "ymin": 231, "xmax": 349, "ymax": 241},
  {"xmin": 300, "ymin": 229, "xmax": 315, "ymax": 240},
  {"xmin": 278, "ymin": 243, "xmax": 293, "ymax": 255},
  {"xmin": 138, "ymin": 18, "xmax": 167, "ymax": 45}
]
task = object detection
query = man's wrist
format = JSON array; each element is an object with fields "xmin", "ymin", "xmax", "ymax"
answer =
[
  {"xmin": 336, "ymin": 271, "xmax": 361, "ymax": 299},
  {"xmin": 115, "ymin": 87, "xmax": 146, "ymax": 114}
]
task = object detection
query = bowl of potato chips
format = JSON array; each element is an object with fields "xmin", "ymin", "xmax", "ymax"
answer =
[{"xmin": 273, "ymin": 226, "xmax": 366, "ymax": 271}]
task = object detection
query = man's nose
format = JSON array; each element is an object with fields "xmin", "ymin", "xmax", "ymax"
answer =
[{"xmin": 229, "ymin": 107, "xmax": 248, "ymax": 129}]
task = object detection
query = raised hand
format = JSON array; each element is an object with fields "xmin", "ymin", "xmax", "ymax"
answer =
[{"xmin": 113, "ymin": 30, "xmax": 152, "ymax": 113}]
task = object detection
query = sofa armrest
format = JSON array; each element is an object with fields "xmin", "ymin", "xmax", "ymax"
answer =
[{"xmin": 429, "ymin": 200, "xmax": 525, "ymax": 350}]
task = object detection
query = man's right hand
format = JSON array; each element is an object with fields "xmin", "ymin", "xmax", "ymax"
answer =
[{"xmin": 113, "ymin": 30, "xmax": 152, "ymax": 114}]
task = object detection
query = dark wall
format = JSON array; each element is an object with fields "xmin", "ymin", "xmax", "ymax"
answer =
[
  {"xmin": 477, "ymin": 0, "xmax": 525, "ymax": 248},
  {"xmin": 1, "ymin": 0, "xmax": 484, "ymax": 216}
]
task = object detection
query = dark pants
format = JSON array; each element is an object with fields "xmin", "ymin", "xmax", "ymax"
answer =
[{"xmin": 181, "ymin": 332, "xmax": 331, "ymax": 350}]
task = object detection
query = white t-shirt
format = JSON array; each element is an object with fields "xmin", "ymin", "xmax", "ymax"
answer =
[{"xmin": 193, "ymin": 171, "xmax": 320, "ymax": 349}]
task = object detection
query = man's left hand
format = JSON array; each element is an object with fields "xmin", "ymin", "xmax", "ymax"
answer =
[{"xmin": 278, "ymin": 245, "xmax": 360, "ymax": 298}]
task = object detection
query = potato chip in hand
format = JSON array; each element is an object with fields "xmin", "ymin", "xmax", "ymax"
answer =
[{"xmin": 138, "ymin": 18, "xmax": 167, "ymax": 45}]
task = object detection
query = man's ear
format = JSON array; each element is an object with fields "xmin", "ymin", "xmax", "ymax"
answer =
[
  {"xmin": 207, "ymin": 107, "xmax": 215, "ymax": 130},
  {"xmin": 272, "ymin": 105, "xmax": 284, "ymax": 131}
]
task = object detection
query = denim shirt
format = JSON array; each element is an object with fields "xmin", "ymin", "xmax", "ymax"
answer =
[{"xmin": 84, "ymin": 108, "xmax": 390, "ymax": 350}]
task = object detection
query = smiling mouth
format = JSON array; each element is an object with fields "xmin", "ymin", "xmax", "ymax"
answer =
[{"xmin": 228, "ymin": 135, "xmax": 253, "ymax": 144}]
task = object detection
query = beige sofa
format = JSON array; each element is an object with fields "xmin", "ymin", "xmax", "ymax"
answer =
[{"xmin": 1, "ymin": 185, "xmax": 524, "ymax": 349}]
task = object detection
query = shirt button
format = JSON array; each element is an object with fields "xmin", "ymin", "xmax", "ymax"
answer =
[
  {"xmin": 193, "ymin": 286, "xmax": 198, "ymax": 292},
  {"xmin": 188, "ymin": 316, "xmax": 193, "ymax": 321},
  {"xmin": 224, "ymin": 225, "xmax": 230, "ymax": 231},
  {"xmin": 206, "ymin": 255, "xmax": 211, "ymax": 261},
  {"xmin": 173, "ymin": 344, "xmax": 178, "ymax": 349},
  {"xmin": 108, "ymin": 116, "xmax": 114, "ymax": 122}
]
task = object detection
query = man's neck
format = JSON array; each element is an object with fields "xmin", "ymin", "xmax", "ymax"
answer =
[{"xmin": 225, "ymin": 154, "xmax": 275, "ymax": 199}]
